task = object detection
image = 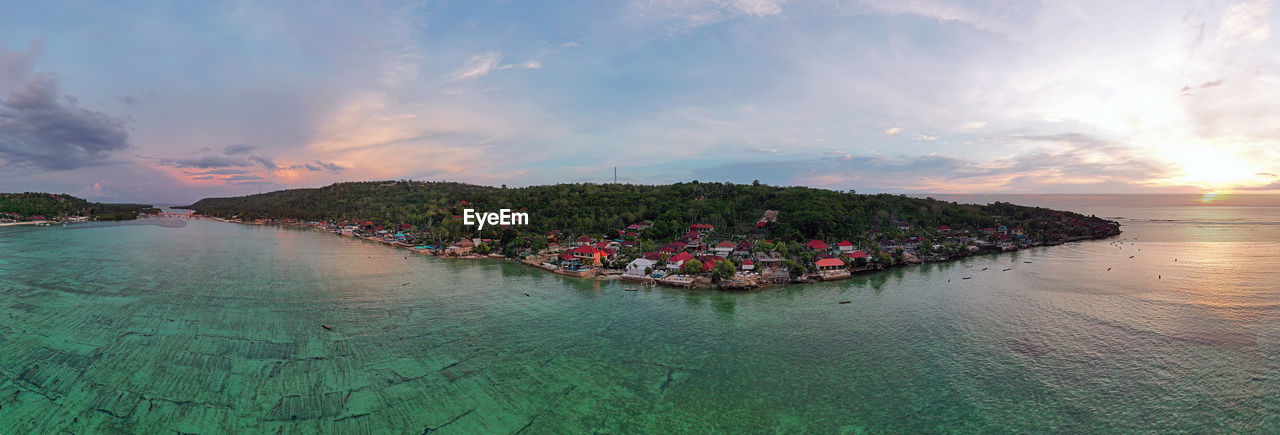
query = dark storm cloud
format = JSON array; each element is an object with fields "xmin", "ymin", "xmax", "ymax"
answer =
[{"xmin": 0, "ymin": 73, "xmax": 132, "ymax": 170}]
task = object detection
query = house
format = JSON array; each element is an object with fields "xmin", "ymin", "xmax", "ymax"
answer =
[
  {"xmin": 756, "ymin": 252, "xmax": 784, "ymax": 269},
  {"xmin": 815, "ymin": 257, "xmax": 845, "ymax": 271},
  {"xmin": 1011, "ymin": 227, "xmax": 1025, "ymax": 238},
  {"xmin": 625, "ymin": 258, "xmax": 657, "ymax": 276},
  {"xmin": 659, "ymin": 242, "xmax": 685, "ymax": 254},
  {"xmin": 761, "ymin": 267, "xmax": 790, "ymax": 284},
  {"xmin": 684, "ymin": 239, "xmax": 705, "ymax": 251},
  {"xmin": 575, "ymin": 235, "xmax": 593, "ymax": 246},
  {"xmin": 638, "ymin": 221, "xmax": 654, "ymax": 229},
  {"xmin": 997, "ymin": 225, "xmax": 1008, "ymax": 235},
  {"xmin": 836, "ymin": 240, "xmax": 855, "ymax": 253},
  {"xmin": 740, "ymin": 259, "xmax": 755, "ymax": 271},
  {"xmin": 569, "ymin": 245, "xmax": 604, "ymax": 266},
  {"xmin": 696, "ymin": 255, "xmax": 724, "ymax": 266},
  {"xmin": 447, "ymin": 238, "xmax": 476, "ymax": 255},
  {"xmin": 547, "ymin": 242, "xmax": 561, "ymax": 253},
  {"xmin": 667, "ymin": 252, "xmax": 694, "ymax": 269},
  {"xmin": 626, "ymin": 224, "xmax": 643, "ymax": 231},
  {"xmin": 897, "ymin": 223, "xmax": 911, "ymax": 231},
  {"xmin": 939, "ymin": 225, "xmax": 952, "ymax": 234},
  {"xmin": 734, "ymin": 240, "xmax": 753, "ymax": 257},
  {"xmin": 848, "ymin": 250, "xmax": 868, "ymax": 259},
  {"xmin": 806, "ymin": 240, "xmax": 829, "ymax": 252},
  {"xmin": 689, "ymin": 223, "xmax": 714, "ymax": 233},
  {"xmin": 713, "ymin": 241, "xmax": 735, "ymax": 256}
]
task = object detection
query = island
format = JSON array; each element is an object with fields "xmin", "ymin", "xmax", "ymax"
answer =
[
  {"xmin": 0, "ymin": 192, "xmax": 160, "ymax": 225},
  {"xmin": 182, "ymin": 181, "xmax": 1121, "ymax": 289}
]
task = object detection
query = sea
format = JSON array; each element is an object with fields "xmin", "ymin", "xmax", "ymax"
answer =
[{"xmin": 0, "ymin": 194, "xmax": 1276, "ymax": 432}]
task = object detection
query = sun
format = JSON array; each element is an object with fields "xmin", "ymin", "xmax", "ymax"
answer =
[{"xmin": 1168, "ymin": 145, "xmax": 1261, "ymax": 189}]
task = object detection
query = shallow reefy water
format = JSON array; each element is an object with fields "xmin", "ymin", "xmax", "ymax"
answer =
[{"xmin": 1, "ymin": 197, "xmax": 1278, "ymax": 432}]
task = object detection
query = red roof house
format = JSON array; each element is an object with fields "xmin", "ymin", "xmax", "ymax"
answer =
[{"xmin": 815, "ymin": 257, "xmax": 845, "ymax": 270}]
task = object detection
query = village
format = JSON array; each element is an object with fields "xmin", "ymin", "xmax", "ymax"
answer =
[{"xmin": 237, "ymin": 208, "xmax": 1121, "ymax": 290}]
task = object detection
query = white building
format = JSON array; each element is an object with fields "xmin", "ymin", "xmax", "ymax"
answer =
[{"xmin": 625, "ymin": 258, "xmax": 657, "ymax": 276}]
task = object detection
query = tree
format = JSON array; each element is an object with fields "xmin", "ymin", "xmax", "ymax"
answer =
[
  {"xmin": 474, "ymin": 243, "xmax": 492, "ymax": 255},
  {"xmin": 853, "ymin": 256, "xmax": 868, "ymax": 268},
  {"xmin": 710, "ymin": 259, "xmax": 736, "ymax": 282},
  {"xmin": 679, "ymin": 259, "xmax": 703, "ymax": 275},
  {"xmin": 783, "ymin": 259, "xmax": 805, "ymax": 277}
]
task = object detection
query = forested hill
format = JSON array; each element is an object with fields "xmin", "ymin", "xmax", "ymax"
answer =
[
  {"xmin": 0, "ymin": 193, "xmax": 159, "ymax": 221},
  {"xmin": 183, "ymin": 181, "xmax": 1112, "ymax": 242}
]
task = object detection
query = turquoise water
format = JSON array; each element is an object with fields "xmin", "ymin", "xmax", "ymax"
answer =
[{"xmin": 2, "ymin": 199, "xmax": 1279, "ymax": 432}]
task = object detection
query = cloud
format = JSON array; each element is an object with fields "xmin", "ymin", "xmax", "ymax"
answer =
[
  {"xmin": 0, "ymin": 40, "xmax": 43, "ymax": 92},
  {"xmin": 248, "ymin": 155, "xmax": 277, "ymax": 169},
  {"xmin": 288, "ymin": 160, "xmax": 345, "ymax": 173},
  {"xmin": 917, "ymin": 134, "xmax": 939, "ymax": 141},
  {"xmin": 961, "ymin": 121, "xmax": 986, "ymax": 129},
  {"xmin": 694, "ymin": 132, "xmax": 1172, "ymax": 193},
  {"xmin": 186, "ymin": 168, "xmax": 249, "ymax": 175},
  {"xmin": 629, "ymin": 0, "xmax": 787, "ymax": 31},
  {"xmin": 80, "ymin": 182, "xmax": 108, "ymax": 197},
  {"xmin": 447, "ymin": 52, "xmax": 504, "ymax": 81},
  {"xmin": 1217, "ymin": 0, "xmax": 1271, "ymax": 48},
  {"xmin": 498, "ymin": 59, "xmax": 542, "ymax": 71},
  {"xmin": 161, "ymin": 145, "xmax": 276, "ymax": 169},
  {"xmin": 1179, "ymin": 77, "xmax": 1227, "ymax": 94},
  {"xmin": 223, "ymin": 144, "xmax": 255, "ymax": 155},
  {"xmin": 0, "ymin": 73, "xmax": 132, "ymax": 170},
  {"xmin": 883, "ymin": 127, "xmax": 902, "ymax": 135},
  {"xmin": 116, "ymin": 95, "xmax": 138, "ymax": 106},
  {"xmin": 166, "ymin": 155, "xmax": 251, "ymax": 169}
]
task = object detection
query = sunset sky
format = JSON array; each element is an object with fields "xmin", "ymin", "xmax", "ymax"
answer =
[{"xmin": 1, "ymin": 0, "xmax": 1278, "ymax": 203}]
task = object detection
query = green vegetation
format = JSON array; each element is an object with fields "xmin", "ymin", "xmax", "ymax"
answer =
[
  {"xmin": 183, "ymin": 180, "xmax": 1119, "ymax": 279},
  {"xmin": 0, "ymin": 192, "xmax": 157, "ymax": 221},
  {"xmin": 184, "ymin": 180, "xmax": 1102, "ymax": 240}
]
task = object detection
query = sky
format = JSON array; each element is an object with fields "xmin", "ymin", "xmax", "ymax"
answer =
[{"xmin": 1, "ymin": 0, "xmax": 1278, "ymax": 204}]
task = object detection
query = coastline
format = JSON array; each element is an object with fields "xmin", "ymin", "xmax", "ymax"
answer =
[
  {"xmin": 0, "ymin": 220, "xmax": 52, "ymax": 227},
  {"xmin": 207, "ymin": 216, "xmax": 1122, "ymax": 291}
]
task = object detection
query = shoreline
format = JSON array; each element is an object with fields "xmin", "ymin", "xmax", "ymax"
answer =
[
  {"xmin": 208, "ymin": 216, "xmax": 1122, "ymax": 291},
  {"xmin": 0, "ymin": 220, "xmax": 52, "ymax": 227}
]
